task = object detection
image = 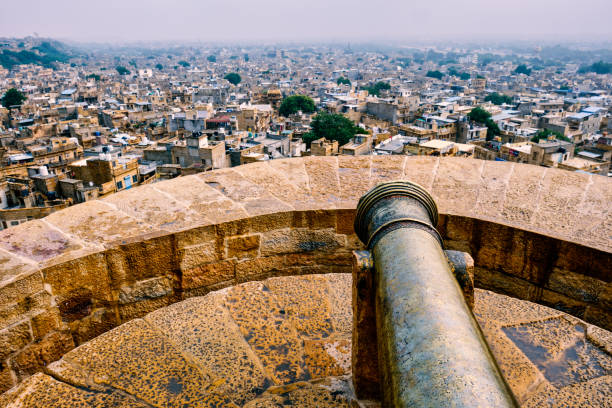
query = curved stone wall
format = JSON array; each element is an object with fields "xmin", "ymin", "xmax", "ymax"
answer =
[{"xmin": 0, "ymin": 156, "xmax": 610, "ymax": 393}]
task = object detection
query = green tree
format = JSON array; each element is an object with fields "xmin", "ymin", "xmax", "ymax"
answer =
[
  {"xmin": 178, "ymin": 60, "xmax": 190, "ymax": 67},
  {"xmin": 244, "ymin": 54, "xmax": 249, "ymax": 62},
  {"xmin": 155, "ymin": 63, "xmax": 163, "ymax": 70},
  {"xmin": 336, "ymin": 76, "xmax": 351, "ymax": 86},
  {"xmin": 303, "ymin": 112, "xmax": 367, "ymax": 147},
  {"xmin": 459, "ymin": 72, "xmax": 470, "ymax": 80},
  {"xmin": 426, "ymin": 70, "xmax": 444, "ymax": 80},
  {"xmin": 224, "ymin": 72, "xmax": 242, "ymax": 85},
  {"xmin": 514, "ymin": 64, "xmax": 532, "ymax": 75},
  {"xmin": 362, "ymin": 81, "xmax": 390, "ymax": 96},
  {"xmin": 207, "ymin": 55, "xmax": 217, "ymax": 63},
  {"xmin": 116, "ymin": 66, "xmax": 130, "ymax": 75},
  {"xmin": 484, "ymin": 92, "xmax": 513, "ymax": 105},
  {"xmin": 578, "ymin": 61, "xmax": 612, "ymax": 75},
  {"xmin": 279, "ymin": 95, "xmax": 316, "ymax": 117},
  {"xmin": 1, "ymin": 88, "xmax": 26, "ymax": 107},
  {"xmin": 86, "ymin": 73, "xmax": 100, "ymax": 81},
  {"xmin": 531, "ymin": 128, "xmax": 571, "ymax": 143},
  {"xmin": 468, "ymin": 107, "xmax": 500, "ymax": 141}
]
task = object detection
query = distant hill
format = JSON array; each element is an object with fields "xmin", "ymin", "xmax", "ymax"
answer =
[{"xmin": 0, "ymin": 38, "xmax": 74, "ymax": 70}]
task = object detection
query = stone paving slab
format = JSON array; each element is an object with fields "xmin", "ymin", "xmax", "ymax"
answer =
[{"xmin": 0, "ymin": 273, "xmax": 607, "ymax": 407}]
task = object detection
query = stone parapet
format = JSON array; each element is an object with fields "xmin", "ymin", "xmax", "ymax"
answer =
[{"xmin": 0, "ymin": 156, "xmax": 609, "ymax": 393}]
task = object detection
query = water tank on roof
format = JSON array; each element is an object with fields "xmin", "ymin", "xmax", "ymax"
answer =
[{"xmin": 39, "ymin": 166, "xmax": 49, "ymax": 176}]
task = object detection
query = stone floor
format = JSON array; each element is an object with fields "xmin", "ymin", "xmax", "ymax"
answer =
[{"xmin": 1, "ymin": 274, "xmax": 610, "ymax": 407}]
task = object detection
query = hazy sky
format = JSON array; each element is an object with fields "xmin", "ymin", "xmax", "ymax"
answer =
[{"xmin": 1, "ymin": 0, "xmax": 611, "ymax": 43}]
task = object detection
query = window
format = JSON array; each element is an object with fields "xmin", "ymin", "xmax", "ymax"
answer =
[
  {"xmin": 10, "ymin": 221, "xmax": 19, "ymax": 226},
  {"xmin": 132, "ymin": 175, "xmax": 138, "ymax": 183},
  {"xmin": 117, "ymin": 181, "xmax": 123, "ymax": 189}
]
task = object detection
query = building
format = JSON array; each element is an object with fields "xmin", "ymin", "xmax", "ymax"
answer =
[
  {"xmin": 340, "ymin": 134, "xmax": 372, "ymax": 156},
  {"xmin": 310, "ymin": 138, "xmax": 339, "ymax": 156},
  {"xmin": 70, "ymin": 154, "xmax": 140, "ymax": 194}
]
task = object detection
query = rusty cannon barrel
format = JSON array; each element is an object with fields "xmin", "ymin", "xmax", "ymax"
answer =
[{"xmin": 353, "ymin": 181, "xmax": 518, "ymax": 408}]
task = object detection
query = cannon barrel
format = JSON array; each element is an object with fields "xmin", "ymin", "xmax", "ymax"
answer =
[{"xmin": 354, "ymin": 181, "xmax": 518, "ymax": 408}]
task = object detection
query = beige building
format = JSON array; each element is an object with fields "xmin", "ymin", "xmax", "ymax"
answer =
[
  {"xmin": 310, "ymin": 138, "xmax": 339, "ymax": 156},
  {"xmin": 340, "ymin": 134, "xmax": 372, "ymax": 156},
  {"xmin": 70, "ymin": 155, "xmax": 140, "ymax": 193}
]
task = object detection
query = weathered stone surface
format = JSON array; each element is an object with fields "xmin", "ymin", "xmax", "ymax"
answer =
[
  {"xmin": 104, "ymin": 183, "xmax": 197, "ymax": 232},
  {"xmin": 156, "ymin": 173, "xmax": 246, "ymax": 225},
  {"xmin": 474, "ymin": 160, "xmax": 515, "ymax": 220},
  {"xmin": 0, "ymin": 250, "xmax": 37, "ymax": 287},
  {"xmin": 30, "ymin": 308, "xmax": 62, "ymax": 340},
  {"xmin": 118, "ymin": 276, "xmax": 173, "ymax": 304},
  {"xmin": 10, "ymin": 331, "xmax": 74, "ymax": 379},
  {"xmin": 55, "ymin": 318, "xmax": 220, "ymax": 407},
  {"xmin": 1, "ymin": 275, "xmax": 610, "ymax": 407},
  {"xmin": 226, "ymin": 234, "xmax": 261, "ymax": 259},
  {"xmin": 234, "ymin": 161, "xmax": 311, "ymax": 211},
  {"xmin": 182, "ymin": 260, "xmax": 234, "ymax": 290},
  {"xmin": 0, "ymin": 373, "xmax": 149, "ymax": 407},
  {"xmin": 0, "ymin": 290, "xmax": 51, "ymax": 330},
  {"xmin": 266, "ymin": 275, "xmax": 334, "ymax": 339},
  {"xmin": 546, "ymin": 268, "xmax": 607, "ymax": 304},
  {"xmin": 0, "ymin": 220, "xmax": 86, "ymax": 264},
  {"xmin": 224, "ymin": 281, "xmax": 308, "ymax": 385},
  {"xmin": 0, "ymin": 157, "xmax": 610, "ymax": 397},
  {"xmin": 337, "ymin": 156, "xmax": 372, "ymax": 207},
  {"xmin": 69, "ymin": 306, "xmax": 118, "ymax": 345},
  {"xmin": 370, "ymin": 155, "xmax": 406, "ymax": 186},
  {"xmin": 146, "ymin": 292, "xmax": 269, "ymax": 405},
  {"xmin": 431, "ymin": 157, "xmax": 484, "ymax": 215},
  {"xmin": 260, "ymin": 228, "xmax": 344, "ymax": 256},
  {"xmin": 402, "ymin": 156, "xmax": 439, "ymax": 191},
  {"xmin": 42, "ymin": 253, "xmax": 113, "ymax": 318},
  {"xmin": 105, "ymin": 235, "xmax": 177, "ymax": 289},
  {"xmin": 45, "ymin": 200, "xmax": 155, "ymax": 247},
  {"xmin": 0, "ymin": 321, "xmax": 32, "ymax": 361}
]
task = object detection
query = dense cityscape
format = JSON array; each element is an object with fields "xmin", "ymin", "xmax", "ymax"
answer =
[
  {"xmin": 0, "ymin": 0, "xmax": 611, "ymax": 406},
  {"xmin": 0, "ymin": 39, "xmax": 611, "ymax": 228}
]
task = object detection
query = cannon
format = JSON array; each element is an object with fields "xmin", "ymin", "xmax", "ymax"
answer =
[{"xmin": 352, "ymin": 181, "xmax": 518, "ymax": 407}]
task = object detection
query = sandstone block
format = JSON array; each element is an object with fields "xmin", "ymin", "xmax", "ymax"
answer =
[
  {"xmin": 226, "ymin": 234, "xmax": 260, "ymax": 259},
  {"xmin": 178, "ymin": 241, "xmax": 218, "ymax": 270},
  {"xmin": 31, "ymin": 308, "xmax": 62, "ymax": 340},
  {"xmin": 182, "ymin": 260, "xmax": 234, "ymax": 290},
  {"xmin": 260, "ymin": 228, "xmax": 344, "ymax": 256},
  {"xmin": 10, "ymin": 331, "xmax": 74, "ymax": 379},
  {"xmin": 0, "ymin": 320, "xmax": 32, "ymax": 361},
  {"xmin": 118, "ymin": 277, "xmax": 173, "ymax": 304}
]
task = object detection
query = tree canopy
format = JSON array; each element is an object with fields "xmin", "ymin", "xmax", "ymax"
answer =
[
  {"xmin": 336, "ymin": 76, "xmax": 351, "ymax": 86},
  {"xmin": 1, "ymin": 88, "xmax": 26, "ymax": 108},
  {"xmin": 155, "ymin": 63, "xmax": 163, "ymax": 70},
  {"xmin": 207, "ymin": 55, "xmax": 217, "ymax": 63},
  {"xmin": 426, "ymin": 70, "xmax": 444, "ymax": 80},
  {"xmin": 302, "ymin": 112, "xmax": 367, "ymax": 147},
  {"xmin": 86, "ymin": 73, "xmax": 100, "ymax": 81},
  {"xmin": 116, "ymin": 66, "xmax": 131, "ymax": 75},
  {"xmin": 484, "ymin": 92, "xmax": 513, "ymax": 105},
  {"xmin": 279, "ymin": 95, "xmax": 315, "ymax": 117},
  {"xmin": 178, "ymin": 60, "xmax": 190, "ymax": 67},
  {"xmin": 514, "ymin": 64, "xmax": 532, "ymax": 76},
  {"xmin": 531, "ymin": 128, "xmax": 571, "ymax": 143},
  {"xmin": 224, "ymin": 72, "xmax": 242, "ymax": 85},
  {"xmin": 578, "ymin": 61, "xmax": 612, "ymax": 75},
  {"xmin": 467, "ymin": 107, "xmax": 500, "ymax": 141},
  {"xmin": 362, "ymin": 81, "xmax": 390, "ymax": 96}
]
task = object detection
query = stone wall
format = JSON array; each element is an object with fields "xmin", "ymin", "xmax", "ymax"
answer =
[{"xmin": 0, "ymin": 156, "xmax": 610, "ymax": 393}]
